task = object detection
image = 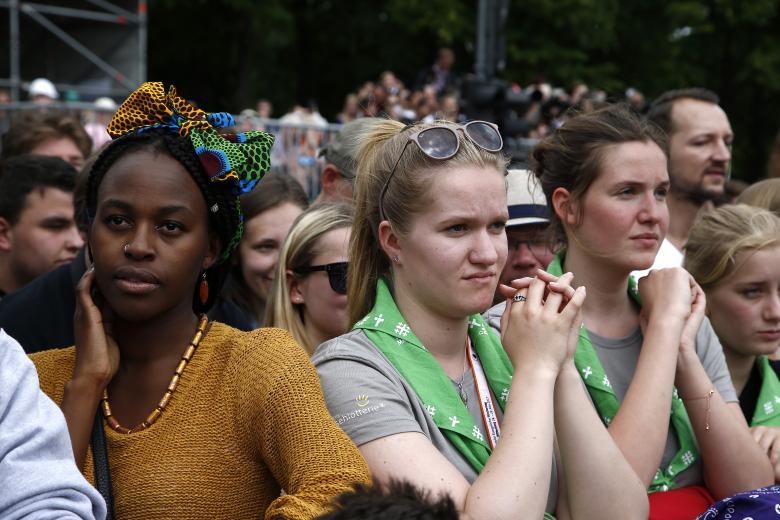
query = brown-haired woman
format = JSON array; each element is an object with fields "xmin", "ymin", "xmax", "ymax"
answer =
[
  {"xmin": 534, "ymin": 103, "xmax": 772, "ymax": 519},
  {"xmin": 313, "ymin": 118, "xmax": 648, "ymax": 519},
  {"xmin": 214, "ymin": 173, "xmax": 309, "ymax": 329}
]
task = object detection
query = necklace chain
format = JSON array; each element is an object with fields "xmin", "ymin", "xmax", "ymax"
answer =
[
  {"xmin": 453, "ymin": 339, "xmax": 470, "ymax": 405},
  {"xmin": 101, "ymin": 314, "xmax": 209, "ymax": 434}
]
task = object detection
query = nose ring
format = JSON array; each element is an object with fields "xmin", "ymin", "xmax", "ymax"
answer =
[{"xmin": 123, "ymin": 243, "xmax": 130, "ymax": 254}]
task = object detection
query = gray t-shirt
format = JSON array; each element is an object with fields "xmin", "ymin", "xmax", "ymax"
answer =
[
  {"xmin": 484, "ymin": 301, "xmax": 737, "ymax": 488},
  {"xmin": 312, "ymin": 328, "xmax": 558, "ymax": 513},
  {"xmin": 588, "ymin": 321, "xmax": 736, "ymax": 488}
]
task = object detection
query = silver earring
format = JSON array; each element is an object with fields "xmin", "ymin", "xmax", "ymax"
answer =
[
  {"xmin": 392, "ymin": 255, "xmax": 399, "ymax": 263},
  {"xmin": 123, "ymin": 243, "xmax": 130, "ymax": 254}
]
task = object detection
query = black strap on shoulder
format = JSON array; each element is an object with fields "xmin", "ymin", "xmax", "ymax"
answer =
[{"xmin": 91, "ymin": 407, "xmax": 116, "ymax": 519}]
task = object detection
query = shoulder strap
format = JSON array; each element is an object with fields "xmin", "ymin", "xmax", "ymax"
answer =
[{"xmin": 91, "ymin": 407, "xmax": 116, "ymax": 519}]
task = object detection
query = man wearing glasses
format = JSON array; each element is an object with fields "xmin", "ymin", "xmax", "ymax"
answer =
[{"xmin": 492, "ymin": 168, "xmax": 556, "ymax": 305}]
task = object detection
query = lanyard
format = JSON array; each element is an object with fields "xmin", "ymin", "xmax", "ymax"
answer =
[
  {"xmin": 467, "ymin": 337, "xmax": 502, "ymax": 449},
  {"xmin": 358, "ymin": 278, "xmax": 514, "ymax": 472}
]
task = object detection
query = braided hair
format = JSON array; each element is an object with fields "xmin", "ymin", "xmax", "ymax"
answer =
[{"xmin": 86, "ymin": 128, "xmax": 240, "ymax": 313}]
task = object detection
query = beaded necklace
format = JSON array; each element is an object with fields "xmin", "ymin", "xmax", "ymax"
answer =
[{"xmin": 101, "ymin": 314, "xmax": 209, "ymax": 434}]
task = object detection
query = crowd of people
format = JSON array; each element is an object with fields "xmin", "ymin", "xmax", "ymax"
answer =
[{"xmin": 0, "ymin": 72, "xmax": 780, "ymax": 520}]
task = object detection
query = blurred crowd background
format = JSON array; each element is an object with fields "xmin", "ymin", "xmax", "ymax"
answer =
[{"xmin": 1, "ymin": 0, "xmax": 779, "ymax": 199}]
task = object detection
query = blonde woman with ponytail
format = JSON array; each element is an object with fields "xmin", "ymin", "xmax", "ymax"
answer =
[
  {"xmin": 313, "ymin": 118, "xmax": 647, "ymax": 519},
  {"xmin": 265, "ymin": 202, "xmax": 353, "ymax": 355},
  {"xmin": 685, "ymin": 204, "xmax": 780, "ymax": 482}
]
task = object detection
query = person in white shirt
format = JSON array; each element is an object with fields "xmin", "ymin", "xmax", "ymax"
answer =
[{"xmin": 632, "ymin": 88, "xmax": 733, "ymax": 280}]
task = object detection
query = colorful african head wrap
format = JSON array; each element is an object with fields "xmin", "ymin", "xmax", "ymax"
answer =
[{"xmin": 106, "ymin": 82, "xmax": 275, "ymax": 262}]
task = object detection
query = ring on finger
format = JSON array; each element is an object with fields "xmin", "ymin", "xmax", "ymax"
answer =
[{"xmin": 512, "ymin": 293, "xmax": 527, "ymax": 303}]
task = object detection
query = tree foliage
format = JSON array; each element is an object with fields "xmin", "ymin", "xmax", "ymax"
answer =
[{"xmin": 147, "ymin": 0, "xmax": 780, "ymax": 182}]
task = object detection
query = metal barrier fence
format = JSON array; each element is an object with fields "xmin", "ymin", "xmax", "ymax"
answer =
[
  {"xmin": 0, "ymin": 103, "xmax": 343, "ymax": 199},
  {"xmin": 0, "ymin": 102, "xmax": 538, "ymax": 198},
  {"xmin": 237, "ymin": 116, "xmax": 343, "ymax": 200}
]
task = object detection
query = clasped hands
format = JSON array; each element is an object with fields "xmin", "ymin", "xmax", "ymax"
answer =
[{"xmin": 498, "ymin": 269, "xmax": 585, "ymax": 375}]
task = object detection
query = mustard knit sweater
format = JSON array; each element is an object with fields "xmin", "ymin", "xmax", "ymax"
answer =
[{"xmin": 31, "ymin": 323, "xmax": 371, "ymax": 520}]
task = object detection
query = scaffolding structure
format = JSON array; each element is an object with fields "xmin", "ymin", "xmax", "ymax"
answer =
[{"xmin": 1, "ymin": 0, "xmax": 146, "ymax": 102}]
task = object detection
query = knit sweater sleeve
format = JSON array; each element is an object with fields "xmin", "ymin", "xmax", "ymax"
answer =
[{"xmin": 227, "ymin": 327, "xmax": 371, "ymax": 520}]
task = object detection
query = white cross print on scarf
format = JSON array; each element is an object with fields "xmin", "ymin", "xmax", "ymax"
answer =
[
  {"xmin": 394, "ymin": 322, "xmax": 411, "ymax": 336},
  {"xmin": 373, "ymin": 314, "xmax": 385, "ymax": 327},
  {"xmin": 471, "ymin": 425, "xmax": 484, "ymax": 440},
  {"xmin": 681, "ymin": 451, "xmax": 695, "ymax": 465},
  {"xmin": 449, "ymin": 416, "xmax": 460, "ymax": 427}
]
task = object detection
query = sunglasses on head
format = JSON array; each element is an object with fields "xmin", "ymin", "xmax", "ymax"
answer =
[
  {"xmin": 295, "ymin": 261, "xmax": 348, "ymax": 295},
  {"xmin": 379, "ymin": 121, "xmax": 503, "ymax": 220}
]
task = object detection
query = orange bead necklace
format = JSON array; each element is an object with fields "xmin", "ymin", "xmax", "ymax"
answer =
[{"xmin": 101, "ymin": 314, "xmax": 209, "ymax": 434}]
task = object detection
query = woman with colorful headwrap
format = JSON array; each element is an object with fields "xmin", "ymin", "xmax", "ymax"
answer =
[{"xmin": 29, "ymin": 83, "xmax": 370, "ymax": 519}]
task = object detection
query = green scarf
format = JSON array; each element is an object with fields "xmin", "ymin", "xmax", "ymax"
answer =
[
  {"xmin": 353, "ymin": 279, "xmax": 513, "ymax": 472},
  {"xmin": 751, "ymin": 356, "xmax": 780, "ymax": 427},
  {"xmin": 548, "ymin": 253, "xmax": 699, "ymax": 492}
]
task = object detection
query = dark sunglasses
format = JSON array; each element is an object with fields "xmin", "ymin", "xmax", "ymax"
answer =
[
  {"xmin": 379, "ymin": 121, "xmax": 503, "ymax": 220},
  {"xmin": 295, "ymin": 261, "xmax": 348, "ymax": 295}
]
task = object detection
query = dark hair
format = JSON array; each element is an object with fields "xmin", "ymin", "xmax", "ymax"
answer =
[
  {"xmin": 316, "ymin": 481, "xmax": 459, "ymax": 520},
  {"xmin": 0, "ymin": 154, "xmax": 76, "ymax": 224},
  {"xmin": 647, "ymin": 88, "xmax": 720, "ymax": 135},
  {"xmin": 1, "ymin": 110, "xmax": 92, "ymax": 160},
  {"xmin": 86, "ymin": 129, "xmax": 240, "ymax": 312},
  {"xmin": 240, "ymin": 173, "xmax": 309, "ymax": 221},
  {"xmin": 222, "ymin": 173, "xmax": 310, "ymax": 324},
  {"xmin": 532, "ymin": 103, "xmax": 667, "ymax": 243}
]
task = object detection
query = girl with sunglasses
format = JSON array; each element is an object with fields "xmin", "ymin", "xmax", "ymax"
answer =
[
  {"xmin": 312, "ymin": 119, "xmax": 647, "ymax": 519},
  {"xmin": 29, "ymin": 83, "xmax": 370, "ymax": 519},
  {"xmin": 684, "ymin": 204, "xmax": 780, "ymax": 482},
  {"xmin": 536, "ymin": 104, "xmax": 772, "ymax": 519},
  {"xmin": 266, "ymin": 202, "xmax": 353, "ymax": 355}
]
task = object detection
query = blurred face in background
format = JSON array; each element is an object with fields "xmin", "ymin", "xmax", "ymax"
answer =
[
  {"xmin": 1, "ymin": 187, "xmax": 83, "ymax": 292},
  {"xmin": 668, "ymin": 99, "xmax": 733, "ymax": 198},
  {"xmin": 496, "ymin": 223, "xmax": 555, "ymax": 304},
  {"xmin": 29, "ymin": 136, "xmax": 85, "ymax": 170},
  {"xmin": 240, "ymin": 202, "xmax": 305, "ymax": 305}
]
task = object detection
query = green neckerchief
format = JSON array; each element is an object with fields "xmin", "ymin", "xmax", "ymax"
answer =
[
  {"xmin": 353, "ymin": 279, "xmax": 513, "ymax": 473},
  {"xmin": 548, "ymin": 253, "xmax": 699, "ymax": 493},
  {"xmin": 751, "ymin": 356, "xmax": 780, "ymax": 427}
]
